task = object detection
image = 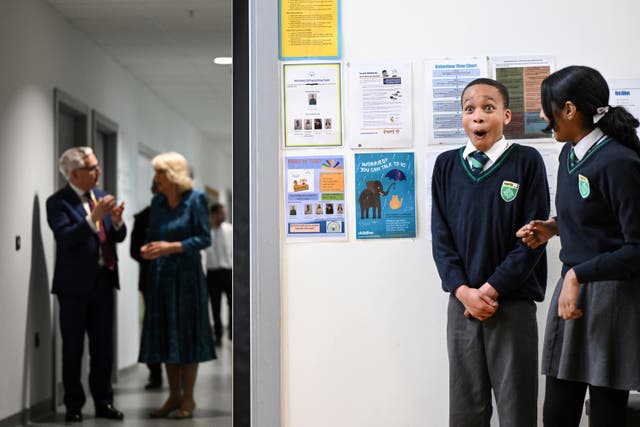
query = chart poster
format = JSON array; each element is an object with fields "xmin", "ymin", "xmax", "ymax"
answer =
[
  {"xmin": 424, "ymin": 57, "xmax": 488, "ymax": 145},
  {"xmin": 490, "ymin": 56, "xmax": 555, "ymax": 141},
  {"xmin": 347, "ymin": 62, "xmax": 413, "ymax": 148},
  {"xmin": 609, "ymin": 80, "xmax": 640, "ymax": 136},
  {"xmin": 284, "ymin": 155, "xmax": 346, "ymax": 239},
  {"xmin": 282, "ymin": 63, "xmax": 342, "ymax": 148},
  {"xmin": 355, "ymin": 152, "xmax": 416, "ymax": 239},
  {"xmin": 279, "ymin": 0, "xmax": 341, "ymax": 59}
]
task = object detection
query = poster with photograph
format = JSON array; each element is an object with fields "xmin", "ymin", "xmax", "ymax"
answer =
[
  {"xmin": 490, "ymin": 56, "xmax": 555, "ymax": 141},
  {"xmin": 279, "ymin": 0, "xmax": 341, "ymax": 60},
  {"xmin": 424, "ymin": 57, "xmax": 488, "ymax": 144},
  {"xmin": 282, "ymin": 63, "xmax": 342, "ymax": 148},
  {"xmin": 284, "ymin": 155, "xmax": 346, "ymax": 239},
  {"xmin": 355, "ymin": 152, "xmax": 415, "ymax": 239},
  {"xmin": 347, "ymin": 62, "xmax": 413, "ymax": 148}
]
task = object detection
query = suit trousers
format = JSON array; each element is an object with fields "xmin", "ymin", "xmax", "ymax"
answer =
[
  {"xmin": 447, "ymin": 295, "xmax": 538, "ymax": 427},
  {"xmin": 206, "ymin": 268, "xmax": 232, "ymax": 340},
  {"xmin": 58, "ymin": 268, "xmax": 116, "ymax": 412}
]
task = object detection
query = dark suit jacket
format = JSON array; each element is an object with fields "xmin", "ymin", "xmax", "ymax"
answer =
[
  {"xmin": 47, "ymin": 185, "xmax": 127, "ymax": 296},
  {"xmin": 130, "ymin": 205, "xmax": 150, "ymax": 293}
]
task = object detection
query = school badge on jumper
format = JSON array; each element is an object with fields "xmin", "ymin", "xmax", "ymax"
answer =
[
  {"xmin": 578, "ymin": 174, "xmax": 590, "ymax": 198},
  {"xmin": 500, "ymin": 181, "xmax": 519, "ymax": 202}
]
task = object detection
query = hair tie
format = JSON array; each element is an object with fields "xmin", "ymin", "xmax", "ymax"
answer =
[{"xmin": 593, "ymin": 105, "xmax": 610, "ymax": 124}]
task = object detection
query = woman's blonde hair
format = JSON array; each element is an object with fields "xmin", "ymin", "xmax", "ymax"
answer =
[{"xmin": 152, "ymin": 151, "xmax": 193, "ymax": 192}]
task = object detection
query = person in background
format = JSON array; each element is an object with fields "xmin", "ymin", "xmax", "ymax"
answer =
[
  {"xmin": 46, "ymin": 146, "xmax": 126, "ymax": 422},
  {"xmin": 130, "ymin": 181, "xmax": 162, "ymax": 390},
  {"xmin": 138, "ymin": 151, "xmax": 216, "ymax": 419},
  {"xmin": 431, "ymin": 78, "xmax": 550, "ymax": 427},
  {"xmin": 517, "ymin": 65, "xmax": 640, "ymax": 427},
  {"xmin": 205, "ymin": 203, "xmax": 233, "ymax": 345}
]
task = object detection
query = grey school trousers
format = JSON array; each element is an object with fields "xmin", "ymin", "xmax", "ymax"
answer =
[{"xmin": 447, "ymin": 295, "xmax": 538, "ymax": 427}]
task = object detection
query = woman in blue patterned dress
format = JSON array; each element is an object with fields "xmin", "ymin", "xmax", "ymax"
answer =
[{"xmin": 139, "ymin": 151, "xmax": 216, "ymax": 419}]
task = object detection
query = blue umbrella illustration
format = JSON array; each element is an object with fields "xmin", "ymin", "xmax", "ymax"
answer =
[{"xmin": 384, "ymin": 169, "xmax": 406, "ymax": 181}]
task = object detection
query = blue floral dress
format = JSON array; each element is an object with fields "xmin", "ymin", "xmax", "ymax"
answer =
[{"xmin": 138, "ymin": 190, "xmax": 216, "ymax": 364}]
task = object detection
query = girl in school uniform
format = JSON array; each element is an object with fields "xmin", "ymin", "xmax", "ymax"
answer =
[{"xmin": 517, "ymin": 65, "xmax": 640, "ymax": 427}]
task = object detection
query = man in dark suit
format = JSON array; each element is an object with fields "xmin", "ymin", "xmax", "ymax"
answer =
[
  {"xmin": 129, "ymin": 182, "xmax": 162, "ymax": 390},
  {"xmin": 46, "ymin": 147, "xmax": 126, "ymax": 422}
]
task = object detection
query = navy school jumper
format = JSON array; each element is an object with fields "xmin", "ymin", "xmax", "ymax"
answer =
[
  {"xmin": 431, "ymin": 143, "xmax": 550, "ymax": 301},
  {"xmin": 555, "ymin": 136, "xmax": 640, "ymax": 282}
]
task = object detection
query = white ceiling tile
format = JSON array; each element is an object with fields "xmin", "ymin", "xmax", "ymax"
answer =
[{"xmin": 46, "ymin": 0, "xmax": 232, "ymax": 143}]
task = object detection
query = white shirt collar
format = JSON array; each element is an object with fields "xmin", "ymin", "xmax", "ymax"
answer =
[
  {"xmin": 572, "ymin": 127, "xmax": 605, "ymax": 160},
  {"xmin": 69, "ymin": 182, "xmax": 91, "ymax": 199},
  {"xmin": 463, "ymin": 136, "xmax": 509, "ymax": 164}
]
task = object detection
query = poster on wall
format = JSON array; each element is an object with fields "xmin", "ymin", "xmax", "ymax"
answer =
[
  {"xmin": 284, "ymin": 155, "xmax": 346, "ymax": 239},
  {"xmin": 424, "ymin": 57, "xmax": 488, "ymax": 145},
  {"xmin": 279, "ymin": 0, "xmax": 341, "ymax": 59},
  {"xmin": 282, "ymin": 62, "xmax": 342, "ymax": 148},
  {"xmin": 490, "ymin": 56, "xmax": 555, "ymax": 141},
  {"xmin": 609, "ymin": 80, "xmax": 640, "ymax": 135},
  {"xmin": 424, "ymin": 148, "xmax": 452, "ymax": 240},
  {"xmin": 354, "ymin": 152, "xmax": 415, "ymax": 239},
  {"xmin": 346, "ymin": 62, "xmax": 413, "ymax": 148}
]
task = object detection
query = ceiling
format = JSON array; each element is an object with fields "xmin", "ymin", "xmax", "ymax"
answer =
[{"xmin": 47, "ymin": 0, "xmax": 233, "ymax": 147}]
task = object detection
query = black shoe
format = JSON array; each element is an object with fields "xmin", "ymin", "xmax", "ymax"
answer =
[
  {"xmin": 65, "ymin": 411, "xmax": 83, "ymax": 422},
  {"xmin": 95, "ymin": 404, "xmax": 124, "ymax": 420},
  {"xmin": 144, "ymin": 379, "xmax": 162, "ymax": 390}
]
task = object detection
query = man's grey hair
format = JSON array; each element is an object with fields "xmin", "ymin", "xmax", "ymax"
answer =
[{"xmin": 59, "ymin": 146, "xmax": 94, "ymax": 179}]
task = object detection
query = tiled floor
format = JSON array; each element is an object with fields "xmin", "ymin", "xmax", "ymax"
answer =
[{"xmin": 25, "ymin": 341, "xmax": 232, "ymax": 427}]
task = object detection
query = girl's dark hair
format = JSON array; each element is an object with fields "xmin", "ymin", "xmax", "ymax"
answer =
[
  {"xmin": 461, "ymin": 78, "xmax": 510, "ymax": 108},
  {"xmin": 541, "ymin": 65, "xmax": 640, "ymax": 155}
]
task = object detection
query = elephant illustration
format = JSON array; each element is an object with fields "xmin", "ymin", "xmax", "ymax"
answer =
[{"xmin": 359, "ymin": 180, "xmax": 396, "ymax": 219}]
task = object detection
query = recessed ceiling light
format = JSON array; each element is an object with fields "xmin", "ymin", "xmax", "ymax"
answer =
[{"xmin": 214, "ymin": 57, "xmax": 233, "ymax": 65}]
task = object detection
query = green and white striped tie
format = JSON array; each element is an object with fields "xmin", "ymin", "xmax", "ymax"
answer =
[{"xmin": 469, "ymin": 151, "xmax": 489, "ymax": 176}]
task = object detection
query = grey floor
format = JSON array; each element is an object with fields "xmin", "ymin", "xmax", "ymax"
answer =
[{"xmin": 25, "ymin": 341, "xmax": 232, "ymax": 427}]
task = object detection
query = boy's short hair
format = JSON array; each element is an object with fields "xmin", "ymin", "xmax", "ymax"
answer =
[{"xmin": 461, "ymin": 78, "xmax": 510, "ymax": 108}]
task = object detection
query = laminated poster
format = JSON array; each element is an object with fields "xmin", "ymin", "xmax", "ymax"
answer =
[
  {"xmin": 347, "ymin": 62, "xmax": 413, "ymax": 148},
  {"xmin": 279, "ymin": 0, "xmax": 341, "ymax": 59},
  {"xmin": 282, "ymin": 63, "xmax": 342, "ymax": 148},
  {"xmin": 490, "ymin": 56, "xmax": 555, "ymax": 141},
  {"xmin": 609, "ymin": 80, "xmax": 640, "ymax": 135},
  {"xmin": 424, "ymin": 57, "xmax": 488, "ymax": 144},
  {"xmin": 285, "ymin": 155, "xmax": 346, "ymax": 239},
  {"xmin": 355, "ymin": 152, "xmax": 416, "ymax": 239}
]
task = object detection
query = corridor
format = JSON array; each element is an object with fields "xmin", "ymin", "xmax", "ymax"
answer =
[{"xmin": 22, "ymin": 344, "xmax": 232, "ymax": 427}]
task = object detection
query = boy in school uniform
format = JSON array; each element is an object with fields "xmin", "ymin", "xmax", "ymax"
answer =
[{"xmin": 431, "ymin": 78, "xmax": 550, "ymax": 427}]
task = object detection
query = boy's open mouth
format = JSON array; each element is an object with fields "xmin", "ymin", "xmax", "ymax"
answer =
[{"xmin": 474, "ymin": 129, "xmax": 487, "ymax": 137}]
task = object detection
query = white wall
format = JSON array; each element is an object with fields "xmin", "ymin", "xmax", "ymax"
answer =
[
  {"xmin": 280, "ymin": 1, "xmax": 640, "ymax": 426},
  {"xmin": 0, "ymin": 0, "xmax": 231, "ymax": 420}
]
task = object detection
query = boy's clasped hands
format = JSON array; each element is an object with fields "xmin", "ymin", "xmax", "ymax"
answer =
[{"xmin": 455, "ymin": 283, "xmax": 499, "ymax": 321}]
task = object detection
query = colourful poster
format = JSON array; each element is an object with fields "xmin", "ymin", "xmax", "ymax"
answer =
[
  {"xmin": 285, "ymin": 155, "xmax": 346, "ymax": 239},
  {"xmin": 355, "ymin": 152, "xmax": 416, "ymax": 239},
  {"xmin": 490, "ymin": 56, "xmax": 555, "ymax": 141},
  {"xmin": 279, "ymin": 0, "xmax": 341, "ymax": 59}
]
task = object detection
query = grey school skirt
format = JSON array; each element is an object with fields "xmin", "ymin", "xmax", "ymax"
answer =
[{"xmin": 541, "ymin": 276, "xmax": 640, "ymax": 390}]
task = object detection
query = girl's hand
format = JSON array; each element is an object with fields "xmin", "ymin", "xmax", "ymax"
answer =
[{"xmin": 558, "ymin": 269, "xmax": 583, "ymax": 320}]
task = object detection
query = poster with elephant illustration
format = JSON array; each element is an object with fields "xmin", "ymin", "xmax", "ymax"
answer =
[
  {"xmin": 355, "ymin": 152, "xmax": 416, "ymax": 239},
  {"xmin": 284, "ymin": 155, "xmax": 346, "ymax": 239}
]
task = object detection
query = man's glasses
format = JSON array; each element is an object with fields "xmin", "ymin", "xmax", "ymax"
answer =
[{"xmin": 77, "ymin": 164, "xmax": 100, "ymax": 172}]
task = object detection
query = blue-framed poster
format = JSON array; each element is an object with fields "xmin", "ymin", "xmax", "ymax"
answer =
[{"xmin": 355, "ymin": 152, "xmax": 416, "ymax": 239}]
